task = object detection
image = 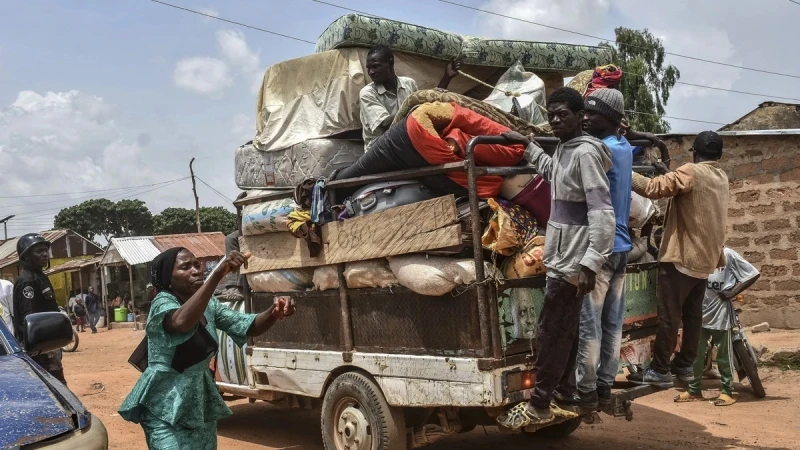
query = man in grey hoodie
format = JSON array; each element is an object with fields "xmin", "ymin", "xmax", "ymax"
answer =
[{"xmin": 499, "ymin": 87, "xmax": 616, "ymax": 428}]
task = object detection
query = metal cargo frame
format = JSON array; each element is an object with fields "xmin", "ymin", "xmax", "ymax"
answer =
[{"xmin": 235, "ymin": 136, "xmax": 656, "ymax": 366}]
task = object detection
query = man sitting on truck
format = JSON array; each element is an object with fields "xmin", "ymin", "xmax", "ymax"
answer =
[
  {"xmin": 360, "ymin": 45, "xmax": 460, "ymax": 150},
  {"xmin": 499, "ymin": 87, "xmax": 615, "ymax": 428},
  {"xmin": 575, "ymin": 88, "xmax": 633, "ymax": 410},
  {"xmin": 627, "ymin": 131, "xmax": 729, "ymax": 388}
]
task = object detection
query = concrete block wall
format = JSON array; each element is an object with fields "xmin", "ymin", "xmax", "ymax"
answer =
[{"xmin": 664, "ymin": 134, "xmax": 800, "ymax": 328}]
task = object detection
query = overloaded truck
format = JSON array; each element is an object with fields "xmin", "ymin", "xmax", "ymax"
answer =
[{"xmin": 213, "ymin": 13, "xmax": 664, "ymax": 450}]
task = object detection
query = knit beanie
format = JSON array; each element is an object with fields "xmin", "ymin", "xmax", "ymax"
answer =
[{"xmin": 585, "ymin": 88, "xmax": 625, "ymax": 125}]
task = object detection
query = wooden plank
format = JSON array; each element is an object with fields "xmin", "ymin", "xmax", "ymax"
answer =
[
  {"xmin": 240, "ymin": 233, "xmax": 326, "ymax": 273},
  {"xmin": 240, "ymin": 196, "xmax": 461, "ymax": 272},
  {"xmin": 324, "ymin": 196, "xmax": 460, "ymax": 264}
]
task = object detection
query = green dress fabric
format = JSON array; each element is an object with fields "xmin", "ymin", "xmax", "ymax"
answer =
[{"xmin": 119, "ymin": 292, "xmax": 256, "ymax": 449}]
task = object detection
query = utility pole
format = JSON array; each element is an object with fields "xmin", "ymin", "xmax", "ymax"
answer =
[
  {"xmin": 0, "ymin": 215, "xmax": 14, "ymax": 240},
  {"xmin": 189, "ymin": 158, "xmax": 201, "ymax": 233}
]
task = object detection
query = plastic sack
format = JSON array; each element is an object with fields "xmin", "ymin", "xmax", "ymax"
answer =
[
  {"xmin": 313, "ymin": 265, "xmax": 339, "ymax": 291},
  {"xmin": 627, "ymin": 237, "xmax": 648, "ymax": 263},
  {"xmin": 242, "ymin": 198, "xmax": 299, "ymax": 236},
  {"xmin": 483, "ymin": 61, "xmax": 547, "ymax": 125},
  {"xmin": 388, "ymin": 254, "xmax": 501, "ymax": 296},
  {"xmin": 502, "ymin": 236, "xmax": 546, "ymax": 279},
  {"xmin": 345, "ymin": 259, "xmax": 398, "ymax": 289},
  {"xmin": 629, "ymin": 192, "xmax": 656, "ymax": 228},
  {"xmin": 247, "ymin": 268, "xmax": 314, "ymax": 292},
  {"xmin": 481, "ymin": 198, "xmax": 538, "ymax": 256}
]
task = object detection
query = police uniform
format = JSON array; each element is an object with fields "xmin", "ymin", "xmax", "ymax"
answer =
[{"xmin": 13, "ymin": 267, "xmax": 66, "ymax": 384}]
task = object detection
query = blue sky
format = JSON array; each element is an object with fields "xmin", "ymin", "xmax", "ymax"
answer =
[{"xmin": 1, "ymin": 0, "xmax": 796, "ymax": 237}]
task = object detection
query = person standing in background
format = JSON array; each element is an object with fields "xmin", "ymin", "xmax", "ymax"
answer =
[
  {"xmin": 85, "ymin": 286, "xmax": 101, "ymax": 333},
  {"xmin": 0, "ymin": 278, "xmax": 13, "ymax": 330}
]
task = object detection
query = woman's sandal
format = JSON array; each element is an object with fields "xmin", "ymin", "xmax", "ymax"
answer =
[
  {"xmin": 713, "ymin": 393, "xmax": 736, "ymax": 406},
  {"xmin": 674, "ymin": 391, "xmax": 704, "ymax": 402},
  {"xmin": 549, "ymin": 402, "xmax": 580, "ymax": 419},
  {"xmin": 496, "ymin": 402, "xmax": 554, "ymax": 429}
]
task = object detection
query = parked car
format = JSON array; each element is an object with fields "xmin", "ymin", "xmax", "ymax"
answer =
[{"xmin": 0, "ymin": 312, "xmax": 108, "ymax": 449}]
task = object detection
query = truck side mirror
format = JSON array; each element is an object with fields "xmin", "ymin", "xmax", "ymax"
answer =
[{"xmin": 23, "ymin": 312, "xmax": 73, "ymax": 356}]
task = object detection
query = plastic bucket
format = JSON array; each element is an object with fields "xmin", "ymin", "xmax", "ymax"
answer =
[{"xmin": 114, "ymin": 308, "xmax": 128, "ymax": 322}]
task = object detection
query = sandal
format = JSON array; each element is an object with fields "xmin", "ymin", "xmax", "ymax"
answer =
[
  {"xmin": 713, "ymin": 393, "xmax": 736, "ymax": 406},
  {"xmin": 550, "ymin": 402, "xmax": 580, "ymax": 419},
  {"xmin": 497, "ymin": 403, "xmax": 554, "ymax": 429},
  {"xmin": 674, "ymin": 391, "xmax": 704, "ymax": 402}
]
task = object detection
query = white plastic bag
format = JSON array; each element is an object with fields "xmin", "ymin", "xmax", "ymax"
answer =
[
  {"xmin": 483, "ymin": 61, "xmax": 547, "ymax": 125},
  {"xmin": 388, "ymin": 254, "xmax": 500, "ymax": 296},
  {"xmin": 247, "ymin": 268, "xmax": 314, "ymax": 292},
  {"xmin": 629, "ymin": 192, "xmax": 656, "ymax": 228},
  {"xmin": 345, "ymin": 259, "xmax": 398, "ymax": 289},
  {"xmin": 313, "ymin": 265, "xmax": 339, "ymax": 291}
]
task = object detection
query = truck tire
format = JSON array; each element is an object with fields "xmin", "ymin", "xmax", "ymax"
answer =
[
  {"xmin": 321, "ymin": 372, "xmax": 407, "ymax": 450},
  {"xmin": 525, "ymin": 417, "xmax": 581, "ymax": 439},
  {"xmin": 733, "ymin": 340, "xmax": 766, "ymax": 398}
]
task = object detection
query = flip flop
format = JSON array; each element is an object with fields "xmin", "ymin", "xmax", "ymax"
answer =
[
  {"xmin": 674, "ymin": 391, "xmax": 704, "ymax": 402},
  {"xmin": 549, "ymin": 402, "xmax": 580, "ymax": 419},
  {"xmin": 713, "ymin": 394, "xmax": 737, "ymax": 406},
  {"xmin": 496, "ymin": 403, "xmax": 554, "ymax": 429}
]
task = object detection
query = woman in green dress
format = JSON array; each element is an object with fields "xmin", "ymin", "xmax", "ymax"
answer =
[{"xmin": 119, "ymin": 247, "xmax": 294, "ymax": 449}]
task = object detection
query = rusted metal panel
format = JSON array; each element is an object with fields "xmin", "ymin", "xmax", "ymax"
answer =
[{"xmin": 153, "ymin": 232, "xmax": 226, "ymax": 259}]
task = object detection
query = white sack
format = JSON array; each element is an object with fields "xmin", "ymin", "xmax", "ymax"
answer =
[
  {"xmin": 483, "ymin": 61, "xmax": 547, "ymax": 125},
  {"xmin": 345, "ymin": 259, "xmax": 398, "ymax": 289},
  {"xmin": 313, "ymin": 265, "xmax": 340, "ymax": 291},
  {"xmin": 388, "ymin": 254, "xmax": 501, "ymax": 296},
  {"xmin": 247, "ymin": 268, "xmax": 314, "ymax": 292},
  {"xmin": 629, "ymin": 192, "xmax": 657, "ymax": 228}
]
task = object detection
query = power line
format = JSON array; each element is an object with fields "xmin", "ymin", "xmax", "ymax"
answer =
[
  {"xmin": 435, "ymin": 0, "xmax": 800, "ymax": 80},
  {"xmin": 195, "ymin": 177, "xmax": 235, "ymax": 204},
  {"xmin": 625, "ymin": 110, "xmax": 726, "ymax": 126},
  {"xmin": 788, "ymin": 0, "xmax": 800, "ymax": 5},
  {"xmin": 148, "ymin": 0, "xmax": 317, "ymax": 44},
  {"xmin": 623, "ymin": 71, "xmax": 800, "ymax": 103},
  {"xmin": 0, "ymin": 178, "xmax": 189, "ymax": 209},
  {"xmin": 13, "ymin": 179, "xmax": 187, "ymax": 220},
  {"xmin": 0, "ymin": 178, "xmax": 188, "ymax": 199}
]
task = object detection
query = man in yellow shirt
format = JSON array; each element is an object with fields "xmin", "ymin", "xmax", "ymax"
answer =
[{"xmin": 627, "ymin": 131, "xmax": 729, "ymax": 388}]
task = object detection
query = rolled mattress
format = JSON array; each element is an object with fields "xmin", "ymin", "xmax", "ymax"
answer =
[
  {"xmin": 235, "ymin": 139, "xmax": 364, "ymax": 189},
  {"xmin": 316, "ymin": 14, "xmax": 611, "ymax": 74}
]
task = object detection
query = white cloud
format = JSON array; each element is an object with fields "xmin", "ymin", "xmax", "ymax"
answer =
[
  {"xmin": 173, "ymin": 56, "xmax": 233, "ymax": 96},
  {"xmin": 0, "ymin": 90, "xmax": 187, "ymax": 236},
  {"xmin": 172, "ymin": 30, "xmax": 265, "ymax": 97},
  {"xmin": 479, "ymin": 0, "xmax": 610, "ymax": 43}
]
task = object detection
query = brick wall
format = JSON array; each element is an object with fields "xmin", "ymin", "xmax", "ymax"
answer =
[{"xmin": 664, "ymin": 134, "xmax": 800, "ymax": 328}]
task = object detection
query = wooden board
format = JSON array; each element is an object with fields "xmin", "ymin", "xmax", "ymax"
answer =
[
  {"xmin": 323, "ymin": 195, "xmax": 460, "ymax": 264},
  {"xmin": 240, "ymin": 232, "xmax": 326, "ymax": 273},
  {"xmin": 240, "ymin": 196, "xmax": 461, "ymax": 273}
]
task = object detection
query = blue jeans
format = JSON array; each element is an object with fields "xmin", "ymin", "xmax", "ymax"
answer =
[{"xmin": 576, "ymin": 252, "xmax": 628, "ymax": 393}]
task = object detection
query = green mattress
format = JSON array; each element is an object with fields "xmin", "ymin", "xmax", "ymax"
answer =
[{"xmin": 316, "ymin": 14, "xmax": 612, "ymax": 74}]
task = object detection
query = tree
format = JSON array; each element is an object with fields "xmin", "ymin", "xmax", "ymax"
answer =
[
  {"xmin": 153, "ymin": 207, "xmax": 237, "ymax": 236},
  {"xmin": 54, "ymin": 198, "xmax": 154, "ymax": 242},
  {"xmin": 114, "ymin": 199, "xmax": 153, "ymax": 237},
  {"xmin": 600, "ymin": 27, "xmax": 680, "ymax": 133}
]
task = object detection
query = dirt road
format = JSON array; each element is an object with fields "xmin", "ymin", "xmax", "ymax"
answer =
[{"xmin": 63, "ymin": 328, "xmax": 799, "ymax": 450}]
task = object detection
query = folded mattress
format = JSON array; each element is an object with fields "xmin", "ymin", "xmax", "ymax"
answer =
[{"xmin": 235, "ymin": 139, "xmax": 364, "ymax": 189}]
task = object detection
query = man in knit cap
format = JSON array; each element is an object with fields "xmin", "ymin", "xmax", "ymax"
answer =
[
  {"xmin": 575, "ymin": 88, "xmax": 634, "ymax": 410},
  {"xmin": 628, "ymin": 131, "xmax": 729, "ymax": 388}
]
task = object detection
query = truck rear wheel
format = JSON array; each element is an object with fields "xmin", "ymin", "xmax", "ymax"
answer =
[{"xmin": 321, "ymin": 372, "xmax": 407, "ymax": 450}]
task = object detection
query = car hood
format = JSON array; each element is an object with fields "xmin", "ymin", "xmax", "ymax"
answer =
[{"xmin": 0, "ymin": 355, "xmax": 82, "ymax": 448}]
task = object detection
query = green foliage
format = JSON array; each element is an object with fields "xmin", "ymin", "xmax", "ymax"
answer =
[
  {"xmin": 600, "ymin": 27, "xmax": 680, "ymax": 133},
  {"xmin": 152, "ymin": 207, "xmax": 237, "ymax": 236},
  {"xmin": 53, "ymin": 198, "xmax": 150, "ymax": 242}
]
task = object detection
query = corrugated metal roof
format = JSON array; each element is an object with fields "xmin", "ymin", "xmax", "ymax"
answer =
[
  {"xmin": 153, "ymin": 232, "xmax": 226, "ymax": 259},
  {"xmin": 0, "ymin": 230, "xmax": 71, "ymax": 269},
  {"xmin": 103, "ymin": 237, "xmax": 161, "ymax": 266},
  {"xmin": 45, "ymin": 256, "xmax": 102, "ymax": 275}
]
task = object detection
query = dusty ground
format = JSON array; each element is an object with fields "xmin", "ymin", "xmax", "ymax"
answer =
[{"xmin": 63, "ymin": 328, "xmax": 800, "ymax": 450}]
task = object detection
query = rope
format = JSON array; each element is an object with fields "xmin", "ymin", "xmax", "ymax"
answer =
[{"xmin": 457, "ymin": 70, "xmax": 521, "ymax": 97}]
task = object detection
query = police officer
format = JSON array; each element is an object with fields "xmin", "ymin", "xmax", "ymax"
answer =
[{"xmin": 12, "ymin": 233, "xmax": 67, "ymax": 384}]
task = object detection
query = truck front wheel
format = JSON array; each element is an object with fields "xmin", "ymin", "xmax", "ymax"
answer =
[
  {"xmin": 525, "ymin": 417, "xmax": 581, "ymax": 439},
  {"xmin": 321, "ymin": 372, "xmax": 407, "ymax": 450}
]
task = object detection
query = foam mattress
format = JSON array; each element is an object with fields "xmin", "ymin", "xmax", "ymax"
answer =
[
  {"xmin": 235, "ymin": 139, "xmax": 364, "ymax": 189},
  {"xmin": 316, "ymin": 14, "xmax": 611, "ymax": 74}
]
